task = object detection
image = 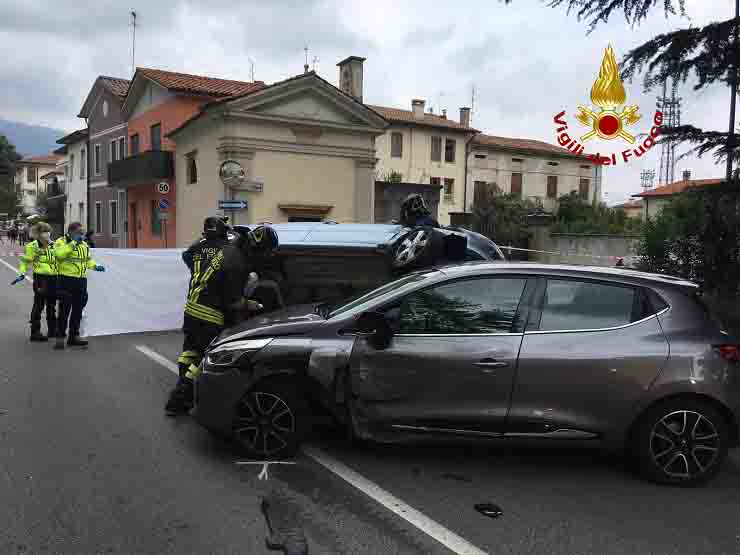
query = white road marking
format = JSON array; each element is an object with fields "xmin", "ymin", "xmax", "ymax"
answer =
[
  {"xmin": 235, "ymin": 461, "xmax": 297, "ymax": 480},
  {"xmin": 0, "ymin": 257, "xmax": 33, "ymax": 284},
  {"xmin": 135, "ymin": 345, "xmax": 179, "ymax": 374},
  {"xmin": 302, "ymin": 445, "xmax": 489, "ymax": 555},
  {"xmin": 136, "ymin": 345, "xmax": 489, "ymax": 555}
]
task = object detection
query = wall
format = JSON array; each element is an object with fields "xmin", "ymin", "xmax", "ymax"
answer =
[
  {"xmin": 127, "ymin": 95, "xmax": 205, "ymax": 154},
  {"xmin": 467, "ymin": 147, "xmax": 599, "ymax": 212},
  {"xmin": 65, "ymin": 139, "xmax": 88, "ymax": 232},
  {"xmin": 527, "ymin": 228, "xmax": 640, "ymax": 267},
  {"xmin": 644, "ymin": 196, "xmax": 669, "ymax": 219},
  {"xmin": 88, "ymin": 87, "xmax": 126, "ymax": 187},
  {"xmin": 375, "ymin": 124, "xmax": 468, "ymax": 225},
  {"xmin": 88, "ymin": 186, "xmax": 119, "ymax": 247},
  {"xmin": 127, "ymin": 182, "xmax": 177, "ymax": 249}
]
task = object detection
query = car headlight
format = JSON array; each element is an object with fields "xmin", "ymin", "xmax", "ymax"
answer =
[{"xmin": 205, "ymin": 338, "xmax": 274, "ymax": 369}]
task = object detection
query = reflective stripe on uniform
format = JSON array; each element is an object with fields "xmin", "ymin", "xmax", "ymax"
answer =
[
  {"xmin": 184, "ymin": 301, "xmax": 224, "ymax": 326},
  {"xmin": 177, "ymin": 350, "xmax": 201, "ymax": 365}
]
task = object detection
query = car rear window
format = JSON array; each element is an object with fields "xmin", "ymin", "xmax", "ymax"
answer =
[{"xmin": 540, "ymin": 280, "xmax": 636, "ymax": 331}]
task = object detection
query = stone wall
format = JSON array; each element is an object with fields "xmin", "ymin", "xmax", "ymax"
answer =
[{"xmin": 526, "ymin": 227, "xmax": 640, "ymax": 267}]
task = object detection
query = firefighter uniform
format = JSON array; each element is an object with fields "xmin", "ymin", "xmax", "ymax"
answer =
[
  {"xmin": 53, "ymin": 234, "xmax": 101, "ymax": 347},
  {"xmin": 165, "ymin": 225, "xmax": 278, "ymax": 415},
  {"xmin": 19, "ymin": 236, "xmax": 58, "ymax": 340}
]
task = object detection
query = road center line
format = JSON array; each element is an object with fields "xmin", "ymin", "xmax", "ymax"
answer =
[
  {"xmin": 135, "ymin": 344, "xmax": 489, "ymax": 555},
  {"xmin": 0, "ymin": 257, "xmax": 33, "ymax": 284},
  {"xmin": 302, "ymin": 444, "xmax": 489, "ymax": 555},
  {"xmin": 135, "ymin": 345, "xmax": 179, "ymax": 374}
]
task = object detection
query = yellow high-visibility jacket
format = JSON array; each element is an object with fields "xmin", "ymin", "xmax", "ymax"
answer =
[
  {"xmin": 19, "ymin": 240, "xmax": 57, "ymax": 276},
  {"xmin": 53, "ymin": 236, "xmax": 98, "ymax": 278}
]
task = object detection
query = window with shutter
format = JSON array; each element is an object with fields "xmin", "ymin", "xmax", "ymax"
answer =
[
  {"xmin": 391, "ymin": 132, "xmax": 403, "ymax": 158},
  {"xmin": 431, "ymin": 136, "xmax": 442, "ymax": 161},
  {"xmin": 547, "ymin": 176, "xmax": 558, "ymax": 198},
  {"xmin": 511, "ymin": 173, "xmax": 523, "ymax": 196}
]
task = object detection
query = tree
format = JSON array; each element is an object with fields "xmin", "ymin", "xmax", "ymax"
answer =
[
  {"xmin": 0, "ymin": 134, "xmax": 21, "ymax": 166},
  {"xmin": 0, "ymin": 135, "xmax": 21, "ymax": 218},
  {"xmin": 553, "ymin": 191, "xmax": 642, "ymax": 234},
  {"xmin": 471, "ymin": 183, "xmax": 534, "ymax": 249}
]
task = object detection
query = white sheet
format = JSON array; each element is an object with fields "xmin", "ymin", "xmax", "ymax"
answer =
[{"xmin": 82, "ymin": 248, "xmax": 188, "ymax": 337}]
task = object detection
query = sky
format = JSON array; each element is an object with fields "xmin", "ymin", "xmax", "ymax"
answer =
[{"xmin": 0, "ymin": 0, "xmax": 734, "ymax": 205}]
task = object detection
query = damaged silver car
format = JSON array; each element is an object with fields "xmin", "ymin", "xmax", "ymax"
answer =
[{"xmin": 193, "ymin": 262, "xmax": 740, "ymax": 486}]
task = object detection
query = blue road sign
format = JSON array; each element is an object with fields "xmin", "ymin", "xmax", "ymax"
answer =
[
  {"xmin": 218, "ymin": 200, "xmax": 248, "ymax": 210},
  {"xmin": 158, "ymin": 198, "xmax": 170, "ymax": 211}
]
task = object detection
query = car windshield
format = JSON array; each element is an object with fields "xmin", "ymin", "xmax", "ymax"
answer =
[{"xmin": 322, "ymin": 270, "xmax": 439, "ymax": 319}]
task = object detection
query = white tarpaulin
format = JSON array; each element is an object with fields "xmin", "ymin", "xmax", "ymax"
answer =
[{"xmin": 82, "ymin": 248, "xmax": 188, "ymax": 337}]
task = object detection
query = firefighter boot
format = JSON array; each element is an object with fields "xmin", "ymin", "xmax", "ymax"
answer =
[{"xmin": 165, "ymin": 379, "xmax": 194, "ymax": 416}]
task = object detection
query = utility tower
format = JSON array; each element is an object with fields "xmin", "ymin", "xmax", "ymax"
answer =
[
  {"xmin": 656, "ymin": 78, "xmax": 682, "ymax": 186},
  {"xmin": 640, "ymin": 169, "xmax": 655, "ymax": 192}
]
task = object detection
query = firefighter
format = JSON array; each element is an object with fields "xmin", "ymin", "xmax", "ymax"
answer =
[
  {"xmin": 182, "ymin": 216, "xmax": 230, "ymax": 273},
  {"xmin": 53, "ymin": 222, "xmax": 106, "ymax": 350},
  {"xmin": 165, "ymin": 224, "xmax": 280, "ymax": 416},
  {"xmin": 17, "ymin": 221, "xmax": 57, "ymax": 341},
  {"xmin": 399, "ymin": 193, "xmax": 438, "ymax": 228}
]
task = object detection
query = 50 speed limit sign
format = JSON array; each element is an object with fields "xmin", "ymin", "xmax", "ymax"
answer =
[{"xmin": 157, "ymin": 182, "xmax": 170, "ymax": 194}]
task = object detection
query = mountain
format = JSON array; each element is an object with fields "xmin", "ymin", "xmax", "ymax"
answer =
[{"xmin": 0, "ymin": 119, "xmax": 67, "ymax": 157}]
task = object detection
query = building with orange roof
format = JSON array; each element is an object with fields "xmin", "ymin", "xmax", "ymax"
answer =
[
  {"xmin": 13, "ymin": 153, "xmax": 63, "ymax": 216},
  {"xmin": 632, "ymin": 170, "xmax": 723, "ymax": 219}
]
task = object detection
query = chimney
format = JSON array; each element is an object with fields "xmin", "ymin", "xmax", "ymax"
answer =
[
  {"xmin": 337, "ymin": 56, "xmax": 366, "ymax": 102},
  {"xmin": 441, "ymin": 109, "xmax": 447, "ymax": 119},
  {"xmin": 412, "ymin": 99, "xmax": 425, "ymax": 119},
  {"xmin": 459, "ymin": 107, "xmax": 471, "ymax": 128},
  {"xmin": 682, "ymin": 169, "xmax": 691, "ymax": 182}
]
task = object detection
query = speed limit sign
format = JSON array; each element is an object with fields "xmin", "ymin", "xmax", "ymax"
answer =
[{"xmin": 157, "ymin": 182, "xmax": 170, "ymax": 194}]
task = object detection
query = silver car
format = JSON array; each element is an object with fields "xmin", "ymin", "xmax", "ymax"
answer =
[{"xmin": 194, "ymin": 263, "xmax": 740, "ymax": 486}]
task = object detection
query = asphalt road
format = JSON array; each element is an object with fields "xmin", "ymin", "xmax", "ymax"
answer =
[{"xmin": 1, "ymin": 246, "xmax": 740, "ymax": 555}]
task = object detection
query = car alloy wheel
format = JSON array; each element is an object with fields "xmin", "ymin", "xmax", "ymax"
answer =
[
  {"xmin": 393, "ymin": 229, "xmax": 430, "ymax": 268},
  {"xmin": 233, "ymin": 391, "xmax": 296, "ymax": 458},
  {"xmin": 649, "ymin": 410, "xmax": 721, "ymax": 480}
]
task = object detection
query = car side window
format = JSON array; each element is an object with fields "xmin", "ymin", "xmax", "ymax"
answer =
[
  {"xmin": 539, "ymin": 279, "xmax": 637, "ymax": 331},
  {"xmin": 398, "ymin": 277, "xmax": 527, "ymax": 334}
]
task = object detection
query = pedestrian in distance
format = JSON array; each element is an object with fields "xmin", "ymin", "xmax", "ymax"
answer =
[
  {"xmin": 53, "ymin": 222, "xmax": 106, "ymax": 350},
  {"xmin": 84, "ymin": 231, "xmax": 96, "ymax": 248},
  {"xmin": 16, "ymin": 222, "xmax": 58, "ymax": 341},
  {"xmin": 165, "ymin": 224, "xmax": 279, "ymax": 416}
]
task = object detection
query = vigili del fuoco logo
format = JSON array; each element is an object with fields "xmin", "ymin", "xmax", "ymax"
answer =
[{"xmin": 553, "ymin": 45, "xmax": 663, "ymax": 166}]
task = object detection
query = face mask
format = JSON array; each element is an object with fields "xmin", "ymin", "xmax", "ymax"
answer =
[
  {"xmin": 71, "ymin": 232, "xmax": 83, "ymax": 242},
  {"xmin": 40, "ymin": 232, "xmax": 51, "ymax": 242}
]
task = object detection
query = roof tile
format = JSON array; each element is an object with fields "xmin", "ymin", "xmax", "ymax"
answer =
[
  {"xmin": 473, "ymin": 133, "xmax": 588, "ymax": 159},
  {"xmin": 633, "ymin": 178, "xmax": 724, "ymax": 197},
  {"xmin": 19, "ymin": 154, "xmax": 62, "ymax": 166},
  {"xmin": 137, "ymin": 67, "xmax": 264, "ymax": 98},
  {"xmin": 367, "ymin": 105, "xmax": 475, "ymax": 132},
  {"xmin": 100, "ymin": 76, "xmax": 131, "ymax": 98}
]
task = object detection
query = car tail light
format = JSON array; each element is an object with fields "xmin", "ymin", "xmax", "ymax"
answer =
[{"xmin": 717, "ymin": 344, "xmax": 740, "ymax": 363}]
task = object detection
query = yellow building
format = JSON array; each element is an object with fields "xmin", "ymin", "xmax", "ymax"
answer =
[
  {"xmin": 370, "ymin": 102, "xmax": 476, "ymax": 225},
  {"xmin": 168, "ymin": 61, "xmax": 388, "ymax": 247}
]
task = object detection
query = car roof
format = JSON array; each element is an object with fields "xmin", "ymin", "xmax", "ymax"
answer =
[
  {"xmin": 269, "ymin": 222, "xmax": 402, "ymax": 248},
  {"xmin": 438, "ymin": 261, "xmax": 699, "ymax": 289}
]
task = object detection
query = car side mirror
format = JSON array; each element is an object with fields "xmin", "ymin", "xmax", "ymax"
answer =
[{"xmin": 354, "ymin": 311, "xmax": 393, "ymax": 350}]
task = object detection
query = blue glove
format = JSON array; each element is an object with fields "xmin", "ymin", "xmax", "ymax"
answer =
[
  {"xmin": 94, "ymin": 265, "xmax": 105, "ymax": 272},
  {"xmin": 10, "ymin": 275, "xmax": 25, "ymax": 285}
]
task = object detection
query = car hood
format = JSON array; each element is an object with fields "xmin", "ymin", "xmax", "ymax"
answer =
[{"xmin": 214, "ymin": 304, "xmax": 323, "ymax": 345}]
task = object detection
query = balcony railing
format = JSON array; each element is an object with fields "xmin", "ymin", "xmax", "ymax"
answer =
[{"xmin": 108, "ymin": 150, "xmax": 174, "ymax": 187}]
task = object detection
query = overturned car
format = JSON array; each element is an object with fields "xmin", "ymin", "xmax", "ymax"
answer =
[{"xmin": 245, "ymin": 221, "xmax": 505, "ymax": 310}]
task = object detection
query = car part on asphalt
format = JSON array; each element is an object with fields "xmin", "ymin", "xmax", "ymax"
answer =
[
  {"xmin": 261, "ymin": 497, "xmax": 309, "ymax": 555},
  {"xmin": 474, "ymin": 503, "xmax": 503, "ymax": 519}
]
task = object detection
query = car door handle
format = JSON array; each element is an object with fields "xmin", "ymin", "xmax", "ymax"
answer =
[{"xmin": 474, "ymin": 359, "xmax": 509, "ymax": 369}]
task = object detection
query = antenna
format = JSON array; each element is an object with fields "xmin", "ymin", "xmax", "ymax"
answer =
[
  {"xmin": 640, "ymin": 169, "xmax": 655, "ymax": 191},
  {"xmin": 657, "ymin": 77, "xmax": 682, "ymax": 186},
  {"xmin": 471, "ymin": 85, "xmax": 477, "ymax": 126},
  {"xmin": 248, "ymin": 58, "xmax": 255, "ymax": 82},
  {"xmin": 303, "ymin": 45, "xmax": 310, "ymax": 73},
  {"xmin": 130, "ymin": 11, "xmax": 138, "ymax": 76}
]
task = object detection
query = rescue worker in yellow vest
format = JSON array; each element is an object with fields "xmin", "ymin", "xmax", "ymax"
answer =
[
  {"xmin": 17, "ymin": 221, "xmax": 57, "ymax": 341},
  {"xmin": 53, "ymin": 222, "xmax": 106, "ymax": 350},
  {"xmin": 165, "ymin": 224, "xmax": 279, "ymax": 416}
]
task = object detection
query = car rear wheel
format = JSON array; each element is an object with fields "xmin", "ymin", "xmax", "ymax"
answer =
[
  {"xmin": 633, "ymin": 399, "xmax": 729, "ymax": 486},
  {"xmin": 232, "ymin": 380, "xmax": 308, "ymax": 459},
  {"xmin": 390, "ymin": 226, "xmax": 444, "ymax": 271}
]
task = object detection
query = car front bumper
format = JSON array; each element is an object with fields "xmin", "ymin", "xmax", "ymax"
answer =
[{"xmin": 192, "ymin": 365, "xmax": 249, "ymax": 435}]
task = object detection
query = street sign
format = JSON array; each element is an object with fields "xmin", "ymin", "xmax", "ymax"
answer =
[
  {"xmin": 218, "ymin": 200, "xmax": 248, "ymax": 211},
  {"xmin": 158, "ymin": 198, "xmax": 170, "ymax": 211},
  {"xmin": 157, "ymin": 182, "xmax": 170, "ymax": 194},
  {"xmin": 158, "ymin": 212, "xmax": 170, "ymax": 221}
]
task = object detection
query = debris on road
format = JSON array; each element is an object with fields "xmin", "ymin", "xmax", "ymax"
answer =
[
  {"xmin": 261, "ymin": 496, "xmax": 309, "ymax": 554},
  {"xmin": 474, "ymin": 503, "xmax": 503, "ymax": 519}
]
